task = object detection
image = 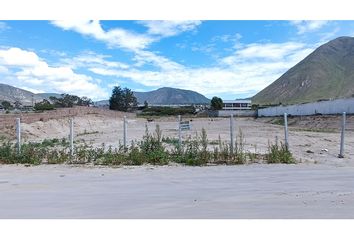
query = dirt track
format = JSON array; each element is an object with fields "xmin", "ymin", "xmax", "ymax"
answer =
[{"xmin": 0, "ymin": 164, "xmax": 353, "ymax": 218}]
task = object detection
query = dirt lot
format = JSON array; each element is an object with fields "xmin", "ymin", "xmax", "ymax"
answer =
[
  {"xmin": 20, "ymin": 115, "xmax": 354, "ymax": 166},
  {"xmin": 1, "ymin": 114, "xmax": 352, "ymax": 219}
]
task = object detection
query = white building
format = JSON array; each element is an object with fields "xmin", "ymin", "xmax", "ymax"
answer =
[{"xmin": 222, "ymin": 99, "xmax": 252, "ymax": 110}]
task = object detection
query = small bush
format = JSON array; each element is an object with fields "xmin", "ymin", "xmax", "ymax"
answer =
[{"xmin": 266, "ymin": 141, "xmax": 295, "ymax": 164}]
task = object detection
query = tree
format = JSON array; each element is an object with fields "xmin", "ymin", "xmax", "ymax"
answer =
[
  {"xmin": 49, "ymin": 94, "xmax": 93, "ymax": 108},
  {"xmin": 78, "ymin": 96, "xmax": 93, "ymax": 106},
  {"xmin": 109, "ymin": 86, "xmax": 138, "ymax": 112},
  {"xmin": 14, "ymin": 100, "xmax": 22, "ymax": 109},
  {"xmin": 1, "ymin": 100, "xmax": 13, "ymax": 110},
  {"xmin": 144, "ymin": 100, "xmax": 149, "ymax": 109},
  {"xmin": 211, "ymin": 96, "xmax": 223, "ymax": 110},
  {"xmin": 34, "ymin": 99, "xmax": 55, "ymax": 111}
]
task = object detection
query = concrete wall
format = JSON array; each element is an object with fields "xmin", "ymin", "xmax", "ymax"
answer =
[
  {"xmin": 258, "ymin": 98, "xmax": 354, "ymax": 117},
  {"xmin": 0, "ymin": 106, "xmax": 135, "ymax": 129},
  {"xmin": 217, "ymin": 110, "xmax": 257, "ymax": 117}
]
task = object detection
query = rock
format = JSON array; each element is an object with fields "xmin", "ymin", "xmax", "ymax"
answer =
[
  {"xmin": 306, "ymin": 150, "xmax": 314, "ymax": 154},
  {"xmin": 321, "ymin": 149, "xmax": 328, "ymax": 152}
]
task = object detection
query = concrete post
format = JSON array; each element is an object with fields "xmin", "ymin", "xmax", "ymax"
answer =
[
  {"xmin": 178, "ymin": 115, "xmax": 182, "ymax": 148},
  {"xmin": 69, "ymin": 118, "xmax": 74, "ymax": 156},
  {"xmin": 338, "ymin": 112, "xmax": 346, "ymax": 158},
  {"xmin": 230, "ymin": 114, "xmax": 234, "ymax": 154},
  {"xmin": 16, "ymin": 118, "xmax": 21, "ymax": 154},
  {"xmin": 123, "ymin": 116, "xmax": 127, "ymax": 149},
  {"xmin": 284, "ymin": 113, "xmax": 289, "ymax": 150}
]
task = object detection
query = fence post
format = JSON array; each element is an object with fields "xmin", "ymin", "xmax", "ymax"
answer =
[
  {"xmin": 284, "ymin": 113, "xmax": 289, "ymax": 150},
  {"xmin": 230, "ymin": 114, "xmax": 234, "ymax": 154},
  {"xmin": 16, "ymin": 118, "xmax": 21, "ymax": 154},
  {"xmin": 69, "ymin": 118, "xmax": 74, "ymax": 156},
  {"xmin": 338, "ymin": 112, "xmax": 346, "ymax": 158},
  {"xmin": 123, "ymin": 116, "xmax": 127, "ymax": 149},
  {"xmin": 178, "ymin": 115, "xmax": 182, "ymax": 148}
]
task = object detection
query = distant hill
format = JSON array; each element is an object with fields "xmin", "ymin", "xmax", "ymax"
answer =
[
  {"xmin": 36, "ymin": 93, "xmax": 63, "ymax": 99},
  {"xmin": 0, "ymin": 83, "xmax": 65, "ymax": 106},
  {"xmin": 0, "ymin": 83, "xmax": 43, "ymax": 105},
  {"xmin": 134, "ymin": 87, "xmax": 210, "ymax": 105},
  {"xmin": 252, "ymin": 36, "xmax": 354, "ymax": 105},
  {"xmin": 96, "ymin": 87, "xmax": 210, "ymax": 106}
]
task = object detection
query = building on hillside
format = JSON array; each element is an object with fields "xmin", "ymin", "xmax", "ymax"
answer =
[{"xmin": 222, "ymin": 99, "xmax": 252, "ymax": 110}]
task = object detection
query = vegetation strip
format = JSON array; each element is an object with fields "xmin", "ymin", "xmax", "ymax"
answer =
[{"xmin": 0, "ymin": 125, "xmax": 295, "ymax": 166}]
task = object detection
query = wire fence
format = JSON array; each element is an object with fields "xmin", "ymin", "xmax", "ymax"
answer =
[{"xmin": 13, "ymin": 112, "xmax": 348, "ymax": 159}]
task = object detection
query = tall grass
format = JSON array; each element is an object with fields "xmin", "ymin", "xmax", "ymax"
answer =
[
  {"xmin": 266, "ymin": 140, "xmax": 295, "ymax": 164},
  {"xmin": 0, "ymin": 126, "xmax": 295, "ymax": 166}
]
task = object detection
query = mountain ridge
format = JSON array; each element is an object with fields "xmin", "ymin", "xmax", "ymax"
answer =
[{"xmin": 252, "ymin": 36, "xmax": 354, "ymax": 105}]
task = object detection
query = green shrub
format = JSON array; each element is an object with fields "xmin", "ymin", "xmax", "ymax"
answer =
[
  {"xmin": 266, "ymin": 141, "xmax": 295, "ymax": 164},
  {"xmin": 140, "ymin": 106, "xmax": 195, "ymax": 116}
]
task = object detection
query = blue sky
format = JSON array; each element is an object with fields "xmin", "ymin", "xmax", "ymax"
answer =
[{"xmin": 0, "ymin": 20, "xmax": 354, "ymax": 101}]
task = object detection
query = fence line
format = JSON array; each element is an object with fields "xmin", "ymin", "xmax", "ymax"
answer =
[
  {"xmin": 339, "ymin": 112, "xmax": 346, "ymax": 158},
  {"xmin": 230, "ymin": 114, "xmax": 234, "ymax": 154},
  {"xmin": 69, "ymin": 118, "xmax": 74, "ymax": 156},
  {"xmin": 258, "ymin": 97, "xmax": 354, "ymax": 117},
  {"xmin": 16, "ymin": 118, "xmax": 21, "ymax": 154},
  {"xmin": 284, "ymin": 113, "xmax": 289, "ymax": 150},
  {"xmin": 8, "ymin": 113, "xmax": 350, "ymax": 159},
  {"xmin": 123, "ymin": 116, "xmax": 127, "ymax": 148}
]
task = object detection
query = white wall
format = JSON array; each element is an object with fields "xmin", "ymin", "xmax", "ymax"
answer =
[
  {"xmin": 218, "ymin": 110, "xmax": 256, "ymax": 117},
  {"xmin": 258, "ymin": 98, "xmax": 354, "ymax": 117}
]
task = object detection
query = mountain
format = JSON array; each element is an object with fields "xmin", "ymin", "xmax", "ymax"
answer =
[
  {"xmin": 0, "ymin": 83, "xmax": 43, "ymax": 105},
  {"xmin": 252, "ymin": 36, "xmax": 354, "ymax": 105},
  {"xmin": 134, "ymin": 87, "xmax": 210, "ymax": 105},
  {"xmin": 0, "ymin": 83, "xmax": 65, "ymax": 105},
  {"xmin": 36, "ymin": 93, "xmax": 63, "ymax": 99},
  {"xmin": 95, "ymin": 87, "xmax": 210, "ymax": 106}
]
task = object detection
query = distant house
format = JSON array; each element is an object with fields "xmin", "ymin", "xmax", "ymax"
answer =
[{"xmin": 222, "ymin": 100, "xmax": 252, "ymax": 111}]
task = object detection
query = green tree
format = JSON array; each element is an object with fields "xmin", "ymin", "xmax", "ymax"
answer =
[
  {"xmin": 109, "ymin": 86, "xmax": 138, "ymax": 112},
  {"xmin": 34, "ymin": 99, "xmax": 55, "ymax": 111},
  {"xmin": 211, "ymin": 96, "xmax": 223, "ymax": 110},
  {"xmin": 1, "ymin": 100, "xmax": 13, "ymax": 110},
  {"xmin": 14, "ymin": 100, "xmax": 22, "ymax": 109},
  {"xmin": 49, "ymin": 94, "xmax": 93, "ymax": 108},
  {"xmin": 78, "ymin": 96, "xmax": 93, "ymax": 106},
  {"xmin": 144, "ymin": 100, "xmax": 149, "ymax": 109}
]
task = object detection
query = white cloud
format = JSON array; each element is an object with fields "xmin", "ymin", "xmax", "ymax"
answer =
[
  {"xmin": 133, "ymin": 50, "xmax": 184, "ymax": 70},
  {"xmin": 52, "ymin": 20, "xmax": 154, "ymax": 51},
  {"xmin": 221, "ymin": 42, "xmax": 306, "ymax": 63},
  {"xmin": 0, "ymin": 22, "xmax": 9, "ymax": 32},
  {"xmin": 0, "ymin": 47, "xmax": 107, "ymax": 99},
  {"xmin": 51, "ymin": 20, "xmax": 316, "ymax": 98},
  {"xmin": 0, "ymin": 65, "xmax": 8, "ymax": 74},
  {"xmin": 52, "ymin": 20, "xmax": 201, "ymax": 72},
  {"xmin": 138, "ymin": 20, "xmax": 201, "ymax": 37},
  {"xmin": 88, "ymin": 40, "xmax": 316, "ymax": 98},
  {"xmin": 61, "ymin": 51, "xmax": 129, "ymax": 70},
  {"xmin": 290, "ymin": 20, "xmax": 329, "ymax": 34}
]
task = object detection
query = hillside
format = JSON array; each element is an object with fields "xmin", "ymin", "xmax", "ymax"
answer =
[
  {"xmin": 134, "ymin": 87, "xmax": 210, "ymax": 105},
  {"xmin": 96, "ymin": 87, "xmax": 210, "ymax": 106},
  {"xmin": 36, "ymin": 93, "xmax": 63, "ymax": 99},
  {"xmin": 0, "ymin": 83, "xmax": 43, "ymax": 105},
  {"xmin": 252, "ymin": 36, "xmax": 354, "ymax": 105}
]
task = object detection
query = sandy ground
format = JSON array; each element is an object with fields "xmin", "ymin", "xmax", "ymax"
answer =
[
  {"xmin": 21, "ymin": 115, "xmax": 354, "ymax": 166},
  {"xmin": 0, "ymin": 164, "xmax": 354, "ymax": 218},
  {"xmin": 1, "ymin": 115, "xmax": 352, "ymax": 219}
]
